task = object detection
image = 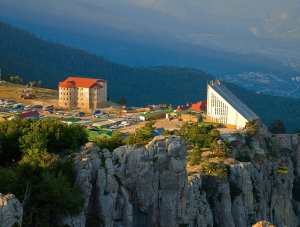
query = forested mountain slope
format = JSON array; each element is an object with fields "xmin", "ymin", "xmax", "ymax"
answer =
[{"xmin": 1, "ymin": 21, "xmax": 300, "ymax": 132}]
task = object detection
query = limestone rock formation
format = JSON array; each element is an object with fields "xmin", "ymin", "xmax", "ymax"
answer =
[
  {"xmin": 56, "ymin": 128, "xmax": 300, "ymax": 227},
  {"xmin": 0, "ymin": 193, "xmax": 23, "ymax": 227},
  {"xmin": 59, "ymin": 136, "xmax": 213, "ymax": 227},
  {"xmin": 3, "ymin": 123, "xmax": 300, "ymax": 227}
]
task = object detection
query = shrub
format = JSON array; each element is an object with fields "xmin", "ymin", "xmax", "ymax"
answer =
[
  {"xmin": 188, "ymin": 148, "xmax": 202, "ymax": 166},
  {"xmin": 201, "ymin": 162, "xmax": 228, "ymax": 179}
]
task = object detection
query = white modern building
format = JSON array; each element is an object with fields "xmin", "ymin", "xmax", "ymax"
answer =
[{"xmin": 206, "ymin": 79, "xmax": 259, "ymax": 129}]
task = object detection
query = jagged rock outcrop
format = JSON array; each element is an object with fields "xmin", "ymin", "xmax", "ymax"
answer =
[
  {"xmin": 57, "ymin": 127, "xmax": 300, "ymax": 227},
  {"xmin": 59, "ymin": 136, "xmax": 213, "ymax": 227},
  {"xmin": 0, "ymin": 193, "xmax": 23, "ymax": 227},
  {"xmin": 2, "ymin": 128, "xmax": 300, "ymax": 227}
]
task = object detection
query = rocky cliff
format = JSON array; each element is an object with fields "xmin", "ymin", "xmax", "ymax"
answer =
[
  {"xmin": 59, "ymin": 136, "xmax": 213, "ymax": 227},
  {"xmin": 58, "ymin": 124, "xmax": 300, "ymax": 227},
  {"xmin": 0, "ymin": 193, "xmax": 23, "ymax": 227},
  {"xmin": 2, "ymin": 124, "xmax": 300, "ymax": 227}
]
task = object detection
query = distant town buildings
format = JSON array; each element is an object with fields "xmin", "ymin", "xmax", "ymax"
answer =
[
  {"xmin": 58, "ymin": 77, "xmax": 107, "ymax": 109},
  {"xmin": 206, "ymin": 79, "xmax": 259, "ymax": 129}
]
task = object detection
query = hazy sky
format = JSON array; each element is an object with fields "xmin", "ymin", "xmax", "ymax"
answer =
[{"xmin": 0, "ymin": 0, "xmax": 299, "ymax": 62}]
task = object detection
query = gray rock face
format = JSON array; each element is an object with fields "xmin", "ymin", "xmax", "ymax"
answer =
[
  {"xmin": 0, "ymin": 193, "xmax": 23, "ymax": 227},
  {"xmin": 58, "ymin": 131, "xmax": 300, "ymax": 227},
  {"xmin": 3, "ymin": 125, "xmax": 300, "ymax": 227},
  {"xmin": 59, "ymin": 137, "xmax": 213, "ymax": 227}
]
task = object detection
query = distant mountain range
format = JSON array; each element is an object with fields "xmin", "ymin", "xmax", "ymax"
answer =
[
  {"xmin": 1, "ymin": 21, "xmax": 300, "ymax": 133},
  {"xmin": 0, "ymin": 0, "xmax": 300, "ymax": 98}
]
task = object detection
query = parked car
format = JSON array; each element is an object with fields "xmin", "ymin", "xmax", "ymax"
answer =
[
  {"xmin": 32, "ymin": 104, "xmax": 43, "ymax": 108},
  {"xmin": 24, "ymin": 105, "xmax": 31, "ymax": 111},
  {"xmin": 93, "ymin": 114, "xmax": 102, "ymax": 118},
  {"xmin": 3, "ymin": 103, "xmax": 14, "ymax": 108},
  {"xmin": 13, "ymin": 104, "xmax": 22, "ymax": 109},
  {"xmin": 93, "ymin": 109, "xmax": 101, "ymax": 115},
  {"xmin": 109, "ymin": 125, "xmax": 119, "ymax": 129},
  {"xmin": 120, "ymin": 121, "xmax": 131, "ymax": 126},
  {"xmin": 64, "ymin": 113, "xmax": 71, "ymax": 116},
  {"xmin": 74, "ymin": 112, "xmax": 85, "ymax": 117},
  {"xmin": 56, "ymin": 111, "xmax": 65, "ymax": 115}
]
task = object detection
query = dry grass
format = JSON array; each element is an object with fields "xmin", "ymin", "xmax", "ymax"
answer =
[
  {"xmin": 186, "ymin": 148, "xmax": 236, "ymax": 174},
  {"xmin": 0, "ymin": 80, "xmax": 59, "ymax": 106}
]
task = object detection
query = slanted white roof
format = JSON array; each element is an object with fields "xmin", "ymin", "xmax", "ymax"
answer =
[{"xmin": 209, "ymin": 81, "xmax": 259, "ymax": 121}]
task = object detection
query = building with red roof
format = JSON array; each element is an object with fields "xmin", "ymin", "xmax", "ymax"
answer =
[
  {"xmin": 58, "ymin": 77, "xmax": 107, "ymax": 109},
  {"xmin": 176, "ymin": 104, "xmax": 191, "ymax": 111},
  {"xmin": 190, "ymin": 100, "xmax": 207, "ymax": 111}
]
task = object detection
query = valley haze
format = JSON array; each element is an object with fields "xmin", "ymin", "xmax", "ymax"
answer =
[{"xmin": 0, "ymin": 0, "xmax": 300, "ymax": 98}]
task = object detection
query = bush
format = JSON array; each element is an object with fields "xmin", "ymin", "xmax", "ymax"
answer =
[
  {"xmin": 0, "ymin": 152, "xmax": 83, "ymax": 227},
  {"xmin": 188, "ymin": 147, "xmax": 202, "ymax": 166},
  {"xmin": 201, "ymin": 162, "xmax": 228, "ymax": 179},
  {"xmin": 94, "ymin": 131, "xmax": 124, "ymax": 152}
]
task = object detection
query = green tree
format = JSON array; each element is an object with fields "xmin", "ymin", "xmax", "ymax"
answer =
[
  {"xmin": 126, "ymin": 121, "xmax": 156, "ymax": 146},
  {"xmin": 0, "ymin": 149, "xmax": 83, "ymax": 227},
  {"xmin": 9, "ymin": 75, "xmax": 23, "ymax": 84},
  {"xmin": 0, "ymin": 117, "xmax": 33, "ymax": 164},
  {"xmin": 158, "ymin": 104, "xmax": 167, "ymax": 110},
  {"xmin": 245, "ymin": 119, "xmax": 259, "ymax": 137},
  {"xmin": 94, "ymin": 131, "xmax": 124, "ymax": 152},
  {"xmin": 28, "ymin": 81, "xmax": 36, "ymax": 87},
  {"xmin": 177, "ymin": 123, "xmax": 219, "ymax": 148},
  {"xmin": 268, "ymin": 119, "xmax": 286, "ymax": 134},
  {"xmin": 35, "ymin": 171, "xmax": 83, "ymax": 226},
  {"xmin": 19, "ymin": 118, "xmax": 88, "ymax": 154},
  {"xmin": 201, "ymin": 162, "xmax": 228, "ymax": 179},
  {"xmin": 188, "ymin": 146, "xmax": 202, "ymax": 166}
]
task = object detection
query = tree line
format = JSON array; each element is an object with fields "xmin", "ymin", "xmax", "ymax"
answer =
[
  {"xmin": 2, "ymin": 21, "xmax": 300, "ymax": 132},
  {"xmin": 0, "ymin": 117, "xmax": 88, "ymax": 227}
]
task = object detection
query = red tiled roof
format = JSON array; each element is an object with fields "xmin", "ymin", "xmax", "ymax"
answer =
[
  {"xmin": 176, "ymin": 105, "xmax": 191, "ymax": 111},
  {"xmin": 190, "ymin": 100, "xmax": 207, "ymax": 111},
  {"xmin": 58, "ymin": 77, "xmax": 107, "ymax": 88}
]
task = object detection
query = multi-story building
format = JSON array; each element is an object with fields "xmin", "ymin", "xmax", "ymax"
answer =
[
  {"xmin": 206, "ymin": 79, "xmax": 259, "ymax": 129},
  {"xmin": 58, "ymin": 77, "xmax": 107, "ymax": 109}
]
